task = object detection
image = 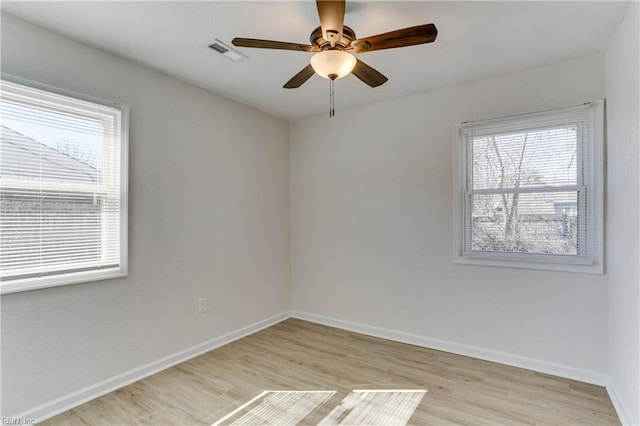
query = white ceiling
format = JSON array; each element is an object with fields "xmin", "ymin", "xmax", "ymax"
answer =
[{"xmin": 2, "ymin": 1, "xmax": 630, "ymax": 121}]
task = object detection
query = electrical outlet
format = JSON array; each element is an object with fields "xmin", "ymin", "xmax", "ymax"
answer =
[{"xmin": 198, "ymin": 298, "xmax": 207, "ymax": 314}]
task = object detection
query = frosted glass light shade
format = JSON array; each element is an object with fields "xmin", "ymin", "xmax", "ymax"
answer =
[{"xmin": 310, "ymin": 50, "xmax": 357, "ymax": 79}]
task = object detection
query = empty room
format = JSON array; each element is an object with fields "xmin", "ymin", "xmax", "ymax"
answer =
[{"xmin": 1, "ymin": 1, "xmax": 639, "ymax": 425}]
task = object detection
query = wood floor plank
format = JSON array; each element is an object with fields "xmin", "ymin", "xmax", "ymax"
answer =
[{"xmin": 42, "ymin": 319, "xmax": 620, "ymax": 425}]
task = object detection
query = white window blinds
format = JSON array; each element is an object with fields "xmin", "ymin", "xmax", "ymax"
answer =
[
  {"xmin": 454, "ymin": 102, "xmax": 603, "ymax": 273},
  {"xmin": 0, "ymin": 78, "xmax": 128, "ymax": 292}
]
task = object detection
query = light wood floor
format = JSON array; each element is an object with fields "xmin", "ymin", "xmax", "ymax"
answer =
[{"xmin": 44, "ymin": 319, "xmax": 620, "ymax": 425}]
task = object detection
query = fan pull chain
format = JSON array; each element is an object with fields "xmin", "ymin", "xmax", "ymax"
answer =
[
  {"xmin": 330, "ymin": 78, "xmax": 334, "ymax": 118},
  {"xmin": 329, "ymin": 74, "xmax": 337, "ymax": 118}
]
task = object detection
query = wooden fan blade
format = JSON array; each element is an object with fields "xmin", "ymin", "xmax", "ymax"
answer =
[
  {"xmin": 283, "ymin": 64, "xmax": 316, "ymax": 89},
  {"xmin": 316, "ymin": 0, "xmax": 345, "ymax": 46},
  {"xmin": 351, "ymin": 59, "xmax": 388, "ymax": 87},
  {"xmin": 351, "ymin": 24, "xmax": 438, "ymax": 53},
  {"xmin": 232, "ymin": 38, "xmax": 320, "ymax": 52}
]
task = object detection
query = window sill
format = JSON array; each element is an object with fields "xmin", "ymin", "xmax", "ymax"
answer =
[
  {"xmin": 0, "ymin": 268, "xmax": 127, "ymax": 294},
  {"xmin": 453, "ymin": 256, "xmax": 603, "ymax": 274}
]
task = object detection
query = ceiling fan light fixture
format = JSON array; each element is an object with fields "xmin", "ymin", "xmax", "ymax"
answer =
[{"xmin": 310, "ymin": 50, "xmax": 357, "ymax": 79}]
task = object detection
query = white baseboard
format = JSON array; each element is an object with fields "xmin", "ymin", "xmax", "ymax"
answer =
[
  {"xmin": 606, "ymin": 381, "xmax": 637, "ymax": 426},
  {"xmin": 291, "ymin": 311, "xmax": 610, "ymax": 387},
  {"xmin": 16, "ymin": 311, "xmax": 290, "ymax": 424}
]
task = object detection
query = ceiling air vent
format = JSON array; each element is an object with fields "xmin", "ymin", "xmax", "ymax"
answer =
[{"xmin": 208, "ymin": 39, "xmax": 248, "ymax": 62}]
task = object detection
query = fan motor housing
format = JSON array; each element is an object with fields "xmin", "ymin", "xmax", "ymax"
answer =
[{"xmin": 311, "ymin": 26, "xmax": 356, "ymax": 50}]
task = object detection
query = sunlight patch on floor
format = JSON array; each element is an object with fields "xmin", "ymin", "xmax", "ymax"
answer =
[
  {"xmin": 213, "ymin": 389, "xmax": 426, "ymax": 425},
  {"xmin": 319, "ymin": 390, "xmax": 426, "ymax": 425},
  {"xmin": 213, "ymin": 391, "xmax": 336, "ymax": 425}
]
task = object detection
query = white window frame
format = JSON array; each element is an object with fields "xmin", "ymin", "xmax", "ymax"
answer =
[
  {"xmin": 452, "ymin": 101, "xmax": 603, "ymax": 274},
  {"xmin": 0, "ymin": 74, "xmax": 129, "ymax": 293}
]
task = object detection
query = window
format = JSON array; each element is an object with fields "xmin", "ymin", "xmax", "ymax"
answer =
[
  {"xmin": 453, "ymin": 101, "xmax": 603, "ymax": 273},
  {"xmin": 0, "ymin": 76, "xmax": 128, "ymax": 293}
]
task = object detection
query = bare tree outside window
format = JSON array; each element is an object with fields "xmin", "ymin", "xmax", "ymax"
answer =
[
  {"xmin": 469, "ymin": 126, "xmax": 579, "ymax": 255},
  {"xmin": 55, "ymin": 139, "xmax": 99, "ymax": 169}
]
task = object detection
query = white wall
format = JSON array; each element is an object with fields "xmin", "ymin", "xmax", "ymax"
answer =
[
  {"xmin": 291, "ymin": 55, "xmax": 610, "ymax": 378},
  {"xmin": 1, "ymin": 14, "xmax": 290, "ymax": 416},
  {"xmin": 605, "ymin": 3, "xmax": 640, "ymax": 424}
]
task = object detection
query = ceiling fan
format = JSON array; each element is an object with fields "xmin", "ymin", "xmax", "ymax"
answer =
[{"xmin": 231, "ymin": 0, "xmax": 438, "ymax": 89}]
